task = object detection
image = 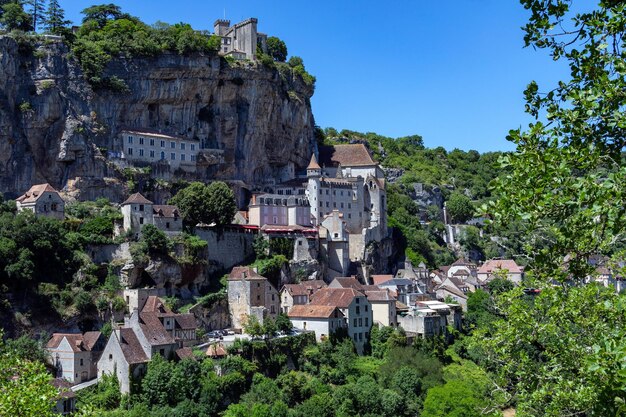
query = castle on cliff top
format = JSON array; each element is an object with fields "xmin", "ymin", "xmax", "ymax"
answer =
[{"xmin": 214, "ymin": 18, "xmax": 268, "ymax": 60}]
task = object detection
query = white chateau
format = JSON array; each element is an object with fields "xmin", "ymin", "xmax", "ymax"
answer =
[{"xmin": 247, "ymin": 144, "xmax": 388, "ymax": 278}]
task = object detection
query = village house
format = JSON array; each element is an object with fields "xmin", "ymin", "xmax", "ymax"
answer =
[
  {"xmin": 15, "ymin": 183, "xmax": 65, "ymax": 220},
  {"xmin": 328, "ymin": 277, "xmax": 397, "ymax": 327},
  {"xmin": 319, "ymin": 210, "xmax": 351, "ymax": 277},
  {"xmin": 139, "ymin": 295, "xmax": 197, "ymax": 347},
  {"xmin": 288, "ymin": 305, "xmax": 346, "ymax": 342},
  {"xmin": 247, "ymin": 193, "xmax": 312, "ymax": 228},
  {"xmin": 376, "ymin": 278, "xmax": 423, "ymax": 306},
  {"xmin": 46, "ymin": 332, "xmax": 104, "ymax": 384},
  {"xmin": 115, "ymin": 129, "xmax": 200, "ymax": 172},
  {"xmin": 214, "ymin": 18, "xmax": 267, "ymax": 60},
  {"xmin": 308, "ymin": 287, "xmax": 372, "ymax": 354},
  {"xmin": 227, "ymin": 266, "xmax": 280, "ymax": 330},
  {"xmin": 397, "ymin": 300, "xmax": 463, "ymax": 338},
  {"xmin": 51, "ymin": 378, "xmax": 76, "ymax": 416},
  {"xmin": 97, "ymin": 328, "xmax": 150, "ymax": 394},
  {"xmin": 119, "ymin": 192, "xmax": 182, "ymax": 237},
  {"xmin": 477, "ymin": 259, "xmax": 525, "ymax": 284},
  {"xmin": 280, "ymin": 280, "xmax": 326, "ymax": 314},
  {"xmin": 435, "ymin": 276, "xmax": 470, "ymax": 311}
]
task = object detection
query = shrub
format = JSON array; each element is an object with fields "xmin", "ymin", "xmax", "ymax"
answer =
[{"xmin": 18, "ymin": 101, "xmax": 32, "ymax": 113}]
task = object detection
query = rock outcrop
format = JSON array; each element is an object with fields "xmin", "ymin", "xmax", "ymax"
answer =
[{"xmin": 0, "ymin": 37, "xmax": 316, "ymax": 202}]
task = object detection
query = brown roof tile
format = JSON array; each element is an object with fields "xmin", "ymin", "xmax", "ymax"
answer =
[
  {"xmin": 122, "ymin": 192, "xmax": 153, "ymax": 206},
  {"xmin": 319, "ymin": 144, "xmax": 376, "ymax": 167},
  {"xmin": 331, "ymin": 277, "xmax": 364, "ymax": 290},
  {"xmin": 372, "ymin": 274, "xmax": 393, "ymax": 285},
  {"xmin": 175, "ymin": 347, "xmax": 195, "ymax": 360},
  {"xmin": 118, "ymin": 328, "xmax": 149, "ymax": 364},
  {"xmin": 307, "ymin": 154, "xmax": 321, "ymax": 170},
  {"xmin": 46, "ymin": 333, "xmax": 102, "ymax": 353},
  {"xmin": 16, "ymin": 183, "xmax": 60, "ymax": 204},
  {"xmin": 175, "ymin": 314, "xmax": 196, "ymax": 330},
  {"xmin": 288, "ymin": 304, "xmax": 343, "ymax": 319},
  {"xmin": 153, "ymin": 205, "xmax": 180, "ymax": 218},
  {"xmin": 365, "ymin": 289, "xmax": 396, "ymax": 302},
  {"xmin": 228, "ymin": 266, "xmax": 267, "ymax": 281},
  {"xmin": 309, "ymin": 288, "xmax": 364, "ymax": 308}
]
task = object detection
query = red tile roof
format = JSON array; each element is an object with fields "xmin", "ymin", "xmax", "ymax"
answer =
[
  {"xmin": 51, "ymin": 378, "xmax": 75, "ymax": 399},
  {"xmin": 477, "ymin": 259, "xmax": 523, "ymax": 274},
  {"xmin": 16, "ymin": 183, "xmax": 60, "ymax": 203},
  {"xmin": 372, "ymin": 274, "xmax": 393, "ymax": 285},
  {"xmin": 175, "ymin": 347, "xmax": 195, "ymax": 360},
  {"xmin": 364, "ymin": 289, "xmax": 396, "ymax": 302},
  {"xmin": 309, "ymin": 288, "xmax": 364, "ymax": 308},
  {"xmin": 288, "ymin": 304, "xmax": 343, "ymax": 319},
  {"xmin": 331, "ymin": 277, "xmax": 364, "ymax": 290},
  {"xmin": 121, "ymin": 192, "xmax": 153, "ymax": 206},
  {"xmin": 319, "ymin": 144, "xmax": 376, "ymax": 167}
]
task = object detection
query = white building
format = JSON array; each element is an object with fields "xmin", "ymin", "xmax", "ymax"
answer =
[
  {"xmin": 120, "ymin": 192, "xmax": 182, "ymax": 237},
  {"xmin": 477, "ymin": 259, "xmax": 524, "ymax": 284},
  {"xmin": 117, "ymin": 130, "xmax": 200, "ymax": 172},
  {"xmin": 248, "ymin": 193, "xmax": 311, "ymax": 228},
  {"xmin": 46, "ymin": 332, "xmax": 104, "ymax": 383},
  {"xmin": 288, "ymin": 305, "xmax": 346, "ymax": 342},
  {"xmin": 15, "ymin": 183, "xmax": 65, "ymax": 220},
  {"xmin": 309, "ymin": 288, "xmax": 372, "ymax": 354}
]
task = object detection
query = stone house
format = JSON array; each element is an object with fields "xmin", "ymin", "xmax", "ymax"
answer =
[
  {"xmin": 288, "ymin": 305, "xmax": 346, "ymax": 342},
  {"xmin": 97, "ymin": 328, "xmax": 149, "ymax": 394},
  {"xmin": 15, "ymin": 183, "xmax": 65, "ymax": 220},
  {"xmin": 377, "ymin": 278, "xmax": 423, "ymax": 306},
  {"xmin": 227, "ymin": 266, "xmax": 280, "ymax": 330},
  {"xmin": 248, "ymin": 193, "xmax": 312, "ymax": 228},
  {"xmin": 309, "ymin": 288, "xmax": 372, "ymax": 354},
  {"xmin": 477, "ymin": 259, "xmax": 524, "ymax": 284},
  {"xmin": 397, "ymin": 301, "xmax": 462, "ymax": 338},
  {"xmin": 280, "ymin": 280, "xmax": 326, "ymax": 314},
  {"xmin": 140, "ymin": 295, "xmax": 197, "ymax": 347},
  {"xmin": 120, "ymin": 192, "xmax": 182, "ymax": 237},
  {"xmin": 214, "ymin": 18, "xmax": 267, "ymax": 60},
  {"xmin": 46, "ymin": 332, "xmax": 104, "ymax": 383}
]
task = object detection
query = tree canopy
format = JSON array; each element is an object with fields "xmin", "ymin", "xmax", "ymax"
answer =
[{"xmin": 170, "ymin": 181, "xmax": 237, "ymax": 229}]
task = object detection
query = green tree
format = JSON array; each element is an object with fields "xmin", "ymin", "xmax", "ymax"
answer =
[
  {"xmin": 446, "ymin": 192, "xmax": 474, "ymax": 223},
  {"xmin": 266, "ymin": 36, "xmax": 287, "ymax": 61},
  {"xmin": 474, "ymin": 1, "xmax": 626, "ymax": 416},
  {"xmin": 205, "ymin": 181, "xmax": 237, "ymax": 226},
  {"xmin": 170, "ymin": 181, "xmax": 236, "ymax": 229},
  {"xmin": 275, "ymin": 313, "xmax": 293, "ymax": 333},
  {"xmin": 24, "ymin": 0, "xmax": 45, "ymax": 31},
  {"xmin": 43, "ymin": 0, "xmax": 70, "ymax": 34},
  {"xmin": 0, "ymin": 2, "xmax": 32, "ymax": 31},
  {"xmin": 243, "ymin": 314, "xmax": 264, "ymax": 338},
  {"xmin": 81, "ymin": 3, "xmax": 127, "ymax": 28},
  {"xmin": 140, "ymin": 224, "xmax": 169, "ymax": 255}
]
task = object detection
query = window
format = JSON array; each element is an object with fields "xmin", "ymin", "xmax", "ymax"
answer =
[
  {"xmin": 128, "ymin": 136, "xmax": 133, "ymax": 144},
  {"xmin": 171, "ymin": 153, "xmax": 176, "ymax": 160},
  {"xmin": 139, "ymin": 149, "xmax": 144, "ymax": 157},
  {"xmin": 139, "ymin": 217, "xmax": 144, "ymax": 224},
  {"xmin": 365, "ymin": 305, "xmax": 368, "ymax": 312},
  {"xmin": 353, "ymin": 333, "xmax": 357, "ymax": 341},
  {"xmin": 334, "ymin": 233, "xmax": 339, "ymax": 238},
  {"xmin": 79, "ymin": 358, "xmax": 83, "ymax": 366},
  {"xmin": 353, "ymin": 318, "xmax": 357, "ymax": 327},
  {"xmin": 109, "ymin": 354, "xmax": 112, "ymax": 360},
  {"xmin": 319, "ymin": 201, "xmax": 323, "ymax": 207},
  {"xmin": 170, "ymin": 141, "xmax": 175, "ymax": 149},
  {"xmin": 257, "ymin": 295, "xmax": 260, "ymax": 301},
  {"xmin": 333, "ymin": 202, "xmax": 336, "ymax": 208},
  {"xmin": 348, "ymin": 203, "xmax": 351, "ymax": 209},
  {"xmin": 160, "ymin": 140, "xmax": 165, "ymax": 148},
  {"xmin": 160, "ymin": 151, "xmax": 165, "ymax": 160},
  {"xmin": 190, "ymin": 155, "xmax": 196, "ymax": 162},
  {"xmin": 325, "ymin": 190, "xmax": 329, "ymax": 195},
  {"xmin": 356, "ymin": 306, "xmax": 360, "ymax": 314},
  {"xmin": 159, "ymin": 349, "xmax": 165, "ymax": 356},
  {"xmin": 181, "ymin": 154, "xmax": 186, "ymax": 161},
  {"xmin": 348, "ymin": 214, "xmax": 352, "ymax": 219},
  {"xmin": 139, "ymin": 137, "xmax": 144, "ymax": 145},
  {"xmin": 150, "ymin": 150, "xmax": 155, "ymax": 158},
  {"xmin": 271, "ymin": 305, "xmax": 275, "ymax": 313},
  {"xmin": 356, "ymin": 298, "xmax": 360, "ymax": 304},
  {"xmin": 359, "ymin": 332, "xmax": 363, "ymax": 341},
  {"xmin": 326, "ymin": 202, "xmax": 329, "ymax": 208},
  {"xmin": 359, "ymin": 318, "xmax": 363, "ymax": 326},
  {"xmin": 190, "ymin": 144, "xmax": 195, "ymax": 151},
  {"xmin": 149, "ymin": 138, "xmax": 154, "ymax": 146},
  {"xmin": 180, "ymin": 143, "xmax": 185, "ymax": 150},
  {"xmin": 365, "ymin": 318, "xmax": 369, "ymax": 326},
  {"xmin": 139, "ymin": 205, "xmax": 144, "ymax": 211},
  {"xmin": 272, "ymin": 294, "xmax": 275, "ymax": 301},
  {"xmin": 166, "ymin": 222, "xmax": 170, "ymax": 229},
  {"xmin": 341, "ymin": 203, "xmax": 344, "ymax": 208},
  {"xmin": 127, "ymin": 148, "xmax": 133, "ymax": 156}
]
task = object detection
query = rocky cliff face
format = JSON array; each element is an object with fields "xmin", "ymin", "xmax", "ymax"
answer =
[{"xmin": 0, "ymin": 37, "xmax": 316, "ymax": 202}]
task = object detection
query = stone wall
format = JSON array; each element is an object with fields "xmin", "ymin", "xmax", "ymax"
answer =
[{"xmin": 195, "ymin": 227, "xmax": 256, "ymax": 271}]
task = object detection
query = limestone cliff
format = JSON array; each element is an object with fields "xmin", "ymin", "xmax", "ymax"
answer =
[{"xmin": 0, "ymin": 37, "xmax": 316, "ymax": 202}]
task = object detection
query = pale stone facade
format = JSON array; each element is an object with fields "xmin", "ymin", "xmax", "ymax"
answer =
[
  {"xmin": 227, "ymin": 266, "xmax": 280, "ymax": 330},
  {"xmin": 116, "ymin": 130, "xmax": 200, "ymax": 172},
  {"xmin": 16, "ymin": 183, "xmax": 65, "ymax": 220},
  {"xmin": 46, "ymin": 332, "xmax": 104, "ymax": 383},
  {"xmin": 214, "ymin": 18, "xmax": 267, "ymax": 60},
  {"xmin": 120, "ymin": 193, "xmax": 182, "ymax": 237},
  {"xmin": 288, "ymin": 305, "xmax": 346, "ymax": 342}
]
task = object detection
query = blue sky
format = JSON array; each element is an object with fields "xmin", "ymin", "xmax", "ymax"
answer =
[{"xmin": 60, "ymin": 0, "xmax": 571, "ymax": 152}]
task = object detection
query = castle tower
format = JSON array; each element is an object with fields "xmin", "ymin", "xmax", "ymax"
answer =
[
  {"xmin": 306, "ymin": 154, "xmax": 321, "ymax": 178},
  {"xmin": 214, "ymin": 19, "xmax": 231, "ymax": 36}
]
